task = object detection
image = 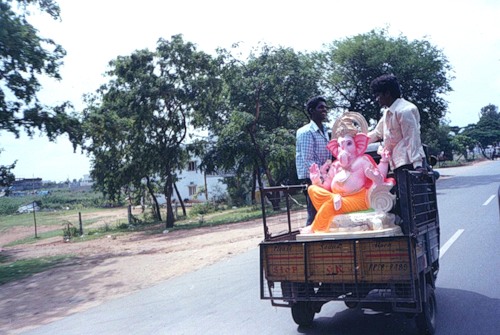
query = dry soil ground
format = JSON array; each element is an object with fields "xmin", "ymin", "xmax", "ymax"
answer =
[{"xmin": 0, "ymin": 208, "xmax": 267, "ymax": 335}]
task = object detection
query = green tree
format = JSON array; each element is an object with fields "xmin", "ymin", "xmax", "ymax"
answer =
[
  {"xmin": 315, "ymin": 29, "xmax": 453, "ymax": 138},
  {"xmin": 1, "ymin": 0, "xmax": 82, "ymax": 186},
  {"xmin": 0, "ymin": 0, "xmax": 81, "ymax": 145},
  {"xmin": 195, "ymin": 45, "xmax": 321, "ymax": 205},
  {"xmin": 450, "ymin": 133, "xmax": 475, "ymax": 161},
  {"xmin": 82, "ymin": 35, "xmax": 221, "ymax": 228},
  {"xmin": 0, "ymin": 150, "xmax": 16, "ymax": 194},
  {"xmin": 462, "ymin": 104, "xmax": 500, "ymax": 159},
  {"xmin": 421, "ymin": 121, "xmax": 454, "ymax": 159}
]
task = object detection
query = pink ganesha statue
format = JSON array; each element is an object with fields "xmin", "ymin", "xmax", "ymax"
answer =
[{"xmin": 301, "ymin": 112, "xmax": 395, "ymax": 234}]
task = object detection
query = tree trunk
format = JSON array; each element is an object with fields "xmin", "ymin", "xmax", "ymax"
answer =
[
  {"xmin": 145, "ymin": 176, "xmax": 162, "ymax": 221},
  {"xmin": 251, "ymin": 168, "xmax": 257, "ymax": 204},
  {"xmin": 250, "ymin": 89, "xmax": 280, "ymax": 210},
  {"xmin": 164, "ymin": 173, "xmax": 175, "ymax": 228},
  {"xmin": 173, "ymin": 182, "xmax": 186, "ymax": 216},
  {"xmin": 204, "ymin": 172, "xmax": 208, "ymax": 201}
]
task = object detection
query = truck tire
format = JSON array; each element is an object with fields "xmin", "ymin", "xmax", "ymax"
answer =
[
  {"xmin": 291, "ymin": 302, "xmax": 315, "ymax": 327},
  {"xmin": 416, "ymin": 284, "xmax": 437, "ymax": 335}
]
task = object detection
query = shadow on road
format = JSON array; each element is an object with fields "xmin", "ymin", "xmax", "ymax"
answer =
[
  {"xmin": 292, "ymin": 288, "xmax": 499, "ymax": 335},
  {"xmin": 434, "ymin": 287, "xmax": 499, "ymax": 335}
]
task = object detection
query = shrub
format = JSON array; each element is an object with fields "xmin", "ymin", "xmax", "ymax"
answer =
[
  {"xmin": 0, "ymin": 189, "xmax": 119, "ymax": 215},
  {"xmin": 62, "ymin": 222, "xmax": 79, "ymax": 241},
  {"xmin": 190, "ymin": 202, "xmax": 218, "ymax": 215}
]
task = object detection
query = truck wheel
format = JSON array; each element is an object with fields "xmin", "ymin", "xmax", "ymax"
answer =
[
  {"xmin": 291, "ymin": 302, "xmax": 315, "ymax": 327},
  {"xmin": 416, "ymin": 284, "xmax": 437, "ymax": 335}
]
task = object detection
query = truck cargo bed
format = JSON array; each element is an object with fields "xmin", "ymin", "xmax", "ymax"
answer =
[{"xmin": 259, "ymin": 170, "xmax": 439, "ymax": 312}]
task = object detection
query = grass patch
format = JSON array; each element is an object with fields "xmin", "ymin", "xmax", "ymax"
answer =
[
  {"xmin": 131, "ymin": 205, "xmax": 269, "ymax": 234},
  {"xmin": 3, "ymin": 221, "xmax": 131, "ymax": 246},
  {"xmin": 0, "ymin": 189, "xmax": 112, "ymax": 216},
  {"xmin": 164, "ymin": 204, "xmax": 291, "ymax": 231},
  {"xmin": 0, "ymin": 207, "xmax": 125, "ymax": 231},
  {"xmin": 0, "ymin": 253, "xmax": 11, "ymax": 264},
  {"xmin": 4, "ymin": 229, "xmax": 63, "ymax": 247},
  {"xmin": 1, "ymin": 200, "xmax": 301, "ymax": 244},
  {"xmin": 79, "ymin": 227, "xmax": 129, "ymax": 241},
  {"xmin": 0, "ymin": 255, "xmax": 73, "ymax": 285},
  {"xmin": 172, "ymin": 206, "xmax": 262, "ymax": 229}
]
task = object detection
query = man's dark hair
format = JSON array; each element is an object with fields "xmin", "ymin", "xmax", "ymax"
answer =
[
  {"xmin": 306, "ymin": 96, "xmax": 327, "ymax": 115},
  {"xmin": 370, "ymin": 74, "xmax": 401, "ymax": 98}
]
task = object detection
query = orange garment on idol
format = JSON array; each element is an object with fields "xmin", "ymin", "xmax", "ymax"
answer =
[{"xmin": 307, "ymin": 185, "xmax": 369, "ymax": 233}]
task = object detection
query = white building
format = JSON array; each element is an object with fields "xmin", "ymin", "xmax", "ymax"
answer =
[
  {"xmin": 79, "ymin": 156, "xmax": 227, "ymax": 203},
  {"xmin": 172, "ymin": 158, "xmax": 228, "ymax": 202}
]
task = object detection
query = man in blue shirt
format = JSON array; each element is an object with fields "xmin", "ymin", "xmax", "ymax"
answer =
[{"xmin": 296, "ymin": 96, "xmax": 331, "ymax": 225}]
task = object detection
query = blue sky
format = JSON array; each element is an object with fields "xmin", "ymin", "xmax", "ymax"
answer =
[{"xmin": 1, "ymin": 0, "xmax": 499, "ymax": 181}]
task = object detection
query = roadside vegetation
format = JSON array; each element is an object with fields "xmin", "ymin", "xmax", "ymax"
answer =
[
  {"xmin": 0, "ymin": 189, "xmax": 114, "ymax": 216},
  {"xmin": 0, "ymin": 188, "xmax": 301, "ymax": 285},
  {"xmin": 1, "ymin": 196, "xmax": 281, "ymax": 245},
  {"xmin": 0, "ymin": 254, "xmax": 73, "ymax": 285}
]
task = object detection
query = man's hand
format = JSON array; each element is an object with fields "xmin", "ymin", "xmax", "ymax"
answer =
[{"xmin": 415, "ymin": 166, "xmax": 428, "ymax": 174}]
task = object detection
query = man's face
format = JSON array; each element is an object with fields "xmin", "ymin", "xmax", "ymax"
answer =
[
  {"xmin": 310, "ymin": 101, "xmax": 328, "ymax": 122},
  {"xmin": 374, "ymin": 91, "xmax": 392, "ymax": 108}
]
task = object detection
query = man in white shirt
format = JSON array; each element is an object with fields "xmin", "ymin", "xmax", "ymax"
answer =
[
  {"xmin": 368, "ymin": 74, "xmax": 426, "ymax": 212},
  {"xmin": 368, "ymin": 74, "xmax": 425, "ymax": 172}
]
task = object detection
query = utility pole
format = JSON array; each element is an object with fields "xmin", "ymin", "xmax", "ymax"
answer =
[
  {"xmin": 33, "ymin": 201, "xmax": 37, "ymax": 238},
  {"xmin": 32, "ymin": 176, "xmax": 37, "ymax": 238}
]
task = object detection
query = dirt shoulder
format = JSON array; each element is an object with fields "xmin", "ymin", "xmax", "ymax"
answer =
[{"xmin": 0, "ymin": 215, "xmax": 266, "ymax": 335}]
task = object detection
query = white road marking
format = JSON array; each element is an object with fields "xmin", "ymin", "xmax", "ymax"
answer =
[
  {"xmin": 439, "ymin": 229, "xmax": 465, "ymax": 259},
  {"xmin": 482, "ymin": 195, "xmax": 495, "ymax": 206}
]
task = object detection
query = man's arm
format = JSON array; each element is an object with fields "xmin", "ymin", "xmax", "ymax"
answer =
[
  {"xmin": 301, "ymin": 131, "xmax": 316, "ymax": 174},
  {"xmin": 367, "ymin": 118, "xmax": 384, "ymax": 144},
  {"xmin": 398, "ymin": 106, "xmax": 424, "ymax": 168},
  {"xmin": 296, "ymin": 129, "xmax": 314, "ymax": 180}
]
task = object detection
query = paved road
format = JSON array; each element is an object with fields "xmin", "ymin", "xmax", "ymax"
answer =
[{"xmin": 23, "ymin": 160, "xmax": 500, "ymax": 335}]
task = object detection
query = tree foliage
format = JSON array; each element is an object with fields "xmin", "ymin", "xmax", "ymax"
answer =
[
  {"xmin": 194, "ymin": 45, "xmax": 322, "ymax": 205},
  {"xmin": 461, "ymin": 104, "xmax": 500, "ymax": 159},
  {"xmin": 0, "ymin": 0, "xmax": 81, "ymax": 146},
  {"xmin": 450, "ymin": 134, "xmax": 476, "ymax": 160},
  {"xmin": 421, "ymin": 121, "xmax": 454, "ymax": 159},
  {"xmin": 0, "ymin": 148, "xmax": 16, "ymax": 194},
  {"xmin": 82, "ymin": 35, "xmax": 221, "ymax": 227},
  {"xmin": 315, "ymin": 29, "xmax": 453, "ymax": 138}
]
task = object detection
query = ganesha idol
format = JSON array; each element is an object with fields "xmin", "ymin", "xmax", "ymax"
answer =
[{"xmin": 300, "ymin": 112, "xmax": 397, "ymax": 235}]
